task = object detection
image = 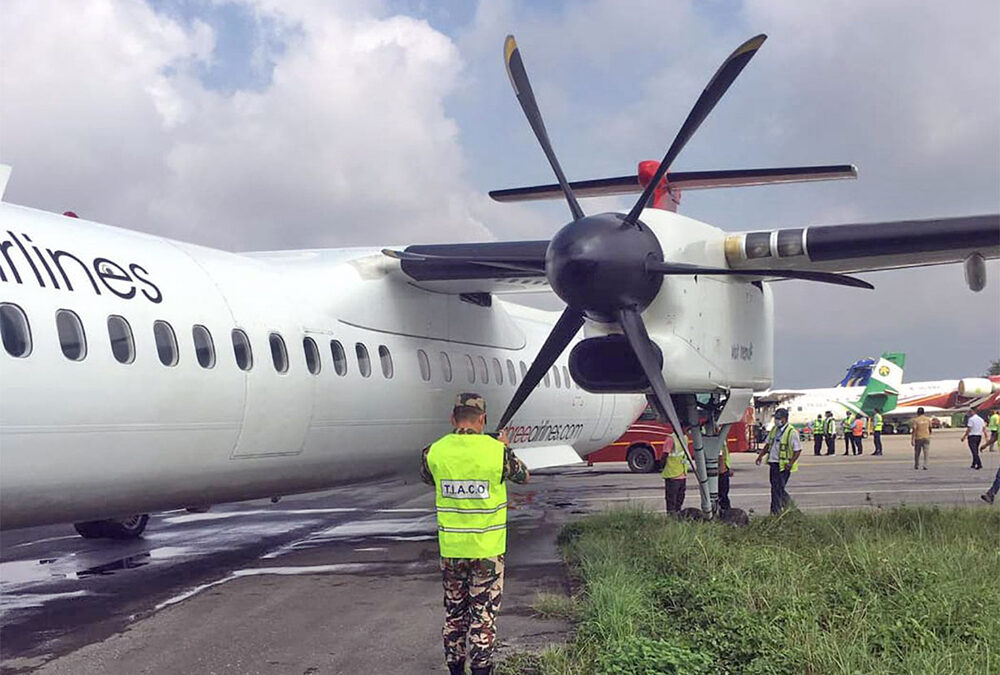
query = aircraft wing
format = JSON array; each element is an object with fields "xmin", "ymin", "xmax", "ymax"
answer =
[
  {"xmin": 723, "ymin": 214, "xmax": 999, "ymax": 276},
  {"xmin": 381, "ymin": 240, "xmax": 550, "ymax": 296}
]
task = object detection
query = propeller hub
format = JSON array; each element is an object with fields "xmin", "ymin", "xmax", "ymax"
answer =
[{"xmin": 545, "ymin": 213, "xmax": 664, "ymax": 321}]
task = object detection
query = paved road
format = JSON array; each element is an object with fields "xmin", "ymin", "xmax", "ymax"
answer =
[{"xmin": 1, "ymin": 429, "xmax": 995, "ymax": 673}]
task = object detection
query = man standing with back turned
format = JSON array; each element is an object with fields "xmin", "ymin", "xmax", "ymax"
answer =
[
  {"xmin": 756, "ymin": 408, "xmax": 801, "ymax": 515},
  {"xmin": 421, "ymin": 393, "xmax": 529, "ymax": 675}
]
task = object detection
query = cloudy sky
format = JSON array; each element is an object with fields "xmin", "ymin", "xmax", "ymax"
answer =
[{"xmin": 1, "ymin": 0, "xmax": 997, "ymax": 386}]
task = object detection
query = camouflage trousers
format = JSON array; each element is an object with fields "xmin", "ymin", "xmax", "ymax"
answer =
[{"xmin": 440, "ymin": 555, "xmax": 504, "ymax": 668}]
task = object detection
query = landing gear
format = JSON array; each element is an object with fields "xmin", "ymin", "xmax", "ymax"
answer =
[{"xmin": 73, "ymin": 514, "xmax": 149, "ymax": 539}]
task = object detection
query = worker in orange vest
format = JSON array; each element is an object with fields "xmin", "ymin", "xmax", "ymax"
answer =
[{"xmin": 851, "ymin": 414, "xmax": 865, "ymax": 455}]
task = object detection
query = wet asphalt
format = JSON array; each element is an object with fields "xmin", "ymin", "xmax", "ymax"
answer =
[{"xmin": 1, "ymin": 429, "xmax": 995, "ymax": 674}]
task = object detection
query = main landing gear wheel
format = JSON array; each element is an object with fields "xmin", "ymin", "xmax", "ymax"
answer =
[
  {"xmin": 626, "ymin": 445, "xmax": 657, "ymax": 473},
  {"xmin": 73, "ymin": 514, "xmax": 149, "ymax": 539}
]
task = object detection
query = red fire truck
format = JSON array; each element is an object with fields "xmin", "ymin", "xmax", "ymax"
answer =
[{"xmin": 587, "ymin": 405, "xmax": 754, "ymax": 473}]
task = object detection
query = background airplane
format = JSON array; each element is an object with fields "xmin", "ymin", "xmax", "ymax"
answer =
[{"xmin": 758, "ymin": 353, "xmax": 1000, "ymax": 430}]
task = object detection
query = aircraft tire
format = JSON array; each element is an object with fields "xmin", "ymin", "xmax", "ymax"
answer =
[
  {"xmin": 626, "ymin": 445, "xmax": 657, "ymax": 473},
  {"xmin": 101, "ymin": 514, "xmax": 149, "ymax": 539},
  {"xmin": 73, "ymin": 521, "xmax": 107, "ymax": 539}
]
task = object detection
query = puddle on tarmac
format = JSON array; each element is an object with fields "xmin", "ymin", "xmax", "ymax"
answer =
[{"xmin": 75, "ymin": 553, "xmax": 151, "ymax": 578}]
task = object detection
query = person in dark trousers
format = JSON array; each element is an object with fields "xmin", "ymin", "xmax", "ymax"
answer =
[
  {"xmin": 842, "ymin": 413, "xmax": 854, "ymax": 455},
  {"xmin": 421, "ymin": 393, "xmax": 530, "ymax": 675},
  {"xmin": 812, "ymin": 414, "xmax": 825, "ymax": 455},
  {"xmin": 851, "ymin": 414, "xmax": 865, "ymax": 455},
  {"xmin": 871, "ymin": 411, "xmax": 884, "ymax": 455},
  {"xmin": 718, "ymin": 442, "xmax": 732, "ymax": 510},
  {"xmin": 661, "ymin": 442, "xmax": 687, "ymax": 513},
  {"xmin": 961, "ymin": 411, "xmax": 986, "ymax": 470},
  {"xmin": 824, "ymin": 410, "xmax": 837, "ymax": 455},
  {"xmin": 981, "ymin": 466, "xmax": 1000, "ymax": 505},
  {"xmin": 755, "ymin": 408, "xmax": 801, "ymax": 515}
]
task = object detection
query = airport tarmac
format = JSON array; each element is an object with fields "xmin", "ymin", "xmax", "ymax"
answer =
[{"xmin": 1, "ymin": 429, "xmax": 996, "ymax": 674}]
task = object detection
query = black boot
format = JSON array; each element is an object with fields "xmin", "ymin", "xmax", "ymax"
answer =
[
  {"xmin": 471, "ymin": 666, "xmax": 492, "ymax": 675},
  {"xmin": 447, "ymin": 661, "xmax": 466, "ymax": 675}
]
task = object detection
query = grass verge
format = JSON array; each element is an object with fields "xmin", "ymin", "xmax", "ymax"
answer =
[{"xmin": 502, "ymin": 506, "xmax": 1000, "ymax": 674}]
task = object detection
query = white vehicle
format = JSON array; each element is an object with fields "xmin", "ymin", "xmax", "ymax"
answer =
[{"xmin": 2, "ymin": 33, "xmax": 998, "ymax": 537}]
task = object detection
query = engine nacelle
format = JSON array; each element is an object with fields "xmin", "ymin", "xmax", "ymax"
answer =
[
  {"xmin": 569, "ymin": 335, "xmax": 657, "ymax": 393},
  {"xmin": 958, "ymin": 377, "xmax": 996, "ymax": 398}
]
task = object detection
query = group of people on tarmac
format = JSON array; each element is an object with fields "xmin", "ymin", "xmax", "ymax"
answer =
[{"xmin": 805, "ymin": 410, "xmax": 884, "ymax": 457}]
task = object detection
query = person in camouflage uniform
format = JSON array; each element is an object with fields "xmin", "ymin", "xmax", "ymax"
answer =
[{"xmin": 421, "ymin": 393, "xmax": 529, "ymax": 675}]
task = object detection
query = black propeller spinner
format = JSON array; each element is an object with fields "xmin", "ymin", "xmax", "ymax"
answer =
[{"xmin": 386, "ymin": 34, "xmax": 874, "ymax": 448}]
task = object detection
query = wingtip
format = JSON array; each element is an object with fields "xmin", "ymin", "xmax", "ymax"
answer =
[{"xmin": 381, "ymin": 248, "xmax": 402, "ymax": 259}]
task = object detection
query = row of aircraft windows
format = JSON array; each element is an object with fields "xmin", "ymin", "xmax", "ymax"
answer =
[
  {"xmin": 414, "ymin": 348, "xmax": 578, "ymax": 390},
  {"xmin": 0, "ymin": 303, "xmax": 578, "ymax": 389},
  {"xmin": 0, "ymin": 303, "xmax": 394, "ymax": 379}
]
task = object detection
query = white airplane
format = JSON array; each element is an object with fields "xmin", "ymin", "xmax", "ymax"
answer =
[
  {"xmin": 767, "ymin": 363, "xmax": 1000, "ymax": 431},
  {"xmin": 1, "ymin": 34, "xmax": 998, "ymax": 538}
]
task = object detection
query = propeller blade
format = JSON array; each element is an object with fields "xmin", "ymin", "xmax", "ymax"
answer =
[
  {"xmin": 382, "ymin": 248, "xmax": 545, "ymax": 274},
  {"xmin": 617, "ymin": 307, "xmax": 689, "ymax": 455},
  {"xmin": 496, "ymin": 307, "xmax": 586, "ymax": 431},
  {"xmin": 504, "ymin": 35, "xmax": 585, "ymax": 222},
  {"xmin": 624, "ymin": 34, "xmax": 767, "ymax": 225},
  {"xmin": 646, "ymin": 260, "xmax": 874, "ymax": 289}
]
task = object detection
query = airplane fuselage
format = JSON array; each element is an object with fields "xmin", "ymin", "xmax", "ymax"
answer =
[{"xmin": 0, "ymin": 204, "xmax": 656, "ymax": 528}]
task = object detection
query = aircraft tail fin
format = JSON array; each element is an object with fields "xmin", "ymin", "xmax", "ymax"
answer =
[{"xmin": 853, "ymin": 352, "xmax": 906, "ymax": 414}]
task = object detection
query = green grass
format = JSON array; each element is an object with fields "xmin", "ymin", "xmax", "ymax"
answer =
[{"xmin": 502, "ymin": 506, "xmax": 1000, "ymax": 674}]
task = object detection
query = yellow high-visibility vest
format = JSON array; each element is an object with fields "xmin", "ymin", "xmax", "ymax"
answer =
[
  {"xmin": 426, "ymin": 433, "xmax": 508, "ymax": 558},
  {"xmin": 873, "ymin": 412, "xmax": 883, "ymax": 432},
  {"xmin": 660, "ymin": 443, "xmax": 687, "ymax": 480},
  {"xmin": 989, "ymin": 413, "xmax": 999, "ymax": 432},
  {"xmin": 765, "ymin": 424, "xmax": 800, "ymax": 472}
]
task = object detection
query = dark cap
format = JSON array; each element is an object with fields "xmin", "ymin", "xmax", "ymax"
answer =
[{"xmin": 454, "ymin": 393, "xmax": 486, "ymax": 413}]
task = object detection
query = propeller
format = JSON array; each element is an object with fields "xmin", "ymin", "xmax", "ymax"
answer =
[{"xmin": 401, "ymin": 33, "xmax": 874, "ymax": 443}]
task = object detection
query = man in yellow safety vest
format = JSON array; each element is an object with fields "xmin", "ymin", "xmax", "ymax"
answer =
[
  {"xmin": 824, "ymin": 410, "xmax": 837, "ymax": 455},
  {"xmin": 871, "ymin": 411, "xmax": 884, "ymax": 455},
  {"xmin": 755, "ymin": 408, "xmax": 801, "ymax": 515},
  {"xmin": 812, "ymin": 414, "xmax": 825, "ymax": 455},
  {"xmin": 421, "ymin": 393, "xmax": 529, "ymax": 675},
  {"xmin": 986, "ymin": 409, "xmax": 1000, "ymax": 453},
  {"xmin": 661, "ymin": 437, "xmax": 688, "ymax": 513}
]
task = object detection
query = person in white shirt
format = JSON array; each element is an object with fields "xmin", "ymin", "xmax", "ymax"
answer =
[{"xmin": 960, "ymin": 412, "xmax": 986, "ymax": 470}]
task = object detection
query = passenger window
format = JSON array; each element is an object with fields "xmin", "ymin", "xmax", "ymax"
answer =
[
  {"xmin": 492, "ymin": 357, "xmax": 503, "ymax": 385},
  {"xmin": 553, "ymin": 366, "xmax": 562, "ymax": 388},
  {"xmin": 56, "ymin": 309, "xmax": 87, "ymax": 361},
  {"xmin": 356, "ymin": 343, "xmax": 371, "ymax": 377},
  {"xmin": 543, "ymin": 369, "xmax": 550, "ymax": 387},
  {"xmin": 379, "ymin": 345, "xmax": 393, "ymax": 378},
  {"xmin": 440, "ymin": 352, "xmax": 453, "ymax": 383},
  {"xmin": 270, "ymin": 333, "xmax": 289, "ymax": 373},
  {"xmin": 520, "ymin": 361, "xmax": 528, "ymax": 379},
  {"xmin": 153, "ymin": 320, "xmax": 177, "ymax": 366},
  {"xmin": 465, "ymin": 354, "xmax": 475, "ymax": 383},
  {"xmin": 232, "ymin": 329, "xmax": 253, "ymax": 371},
  {"xmin": 304, "ymin": 337, "xmax": 321, "ymax": 375},
  {"xmin": 107, "ymin": 315, "xmax": 134, "ymax": 364},
  {"xmin": 417, "ymin": 349, "xmax": 431, "ymax": 381},
  {"xmin": 563, "ymin": 366, "xmax": 571, "ymax": 388},
  {"xmin": 193, "ymin": 324, "xmax": 215, "ymax": 369},
  {"xmin": 330, "ymin": 340, "xmax": 347, "ymax": 376},
  {"xmin": 506, "ymin": 359, "xmax": 516, "ymax": 386},
  {"xmin": 477, "ymin": 355, "xmax": 489, "ymax": 384},
  {"xmin": 0, "ymin": 303, "xmax": 32, "ymax": 358}
]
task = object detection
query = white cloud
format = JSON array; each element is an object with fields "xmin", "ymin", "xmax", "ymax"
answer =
[{"xmin": 0, "ymin": 0, "xmax": 550, "ymax": 250}]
